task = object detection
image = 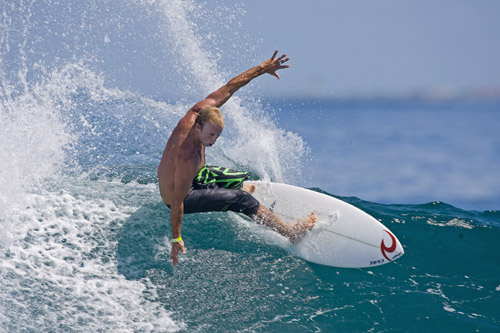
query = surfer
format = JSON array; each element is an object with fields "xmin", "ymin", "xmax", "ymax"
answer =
[{"xmin": 158, "ymin": 51, "xmax": 316, "ymax": 266}]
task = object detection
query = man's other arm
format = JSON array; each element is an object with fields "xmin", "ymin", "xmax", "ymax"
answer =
[
  {"xmin": 169, "ymin": 157, "xmax": 198, "ymax": 266},
  {"xmin": 192, "ymin": 50, "xmax": 290, "ymax": 111}
]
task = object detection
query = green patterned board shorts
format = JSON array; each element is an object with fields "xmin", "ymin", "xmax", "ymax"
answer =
[{"xmin": 168, "ymin": 165, "xmax": 260, "ymax": 216}]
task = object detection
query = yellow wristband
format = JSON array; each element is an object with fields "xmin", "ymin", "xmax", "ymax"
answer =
[{"xmin": 172, "ymin": 237, "xmax": 182, "ymax": 243}]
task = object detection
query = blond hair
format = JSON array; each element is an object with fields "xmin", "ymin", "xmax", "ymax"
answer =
[{"xmin": 197, "ymin": 106, "xmax": 224, "ymax": 128}]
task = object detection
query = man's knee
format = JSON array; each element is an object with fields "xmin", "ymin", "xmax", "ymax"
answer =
[{"xmin": 226, "ymin": 190, "xmax": 260, "ymax": 216}]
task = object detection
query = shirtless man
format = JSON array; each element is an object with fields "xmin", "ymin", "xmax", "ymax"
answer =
[{"xmin": 158, "ymin": 51, "xmax": 316, "ymax": 266}]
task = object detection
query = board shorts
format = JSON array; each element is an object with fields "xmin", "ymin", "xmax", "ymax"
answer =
[{"xmin": 167, "ymin": 165, "xmax": 260, "ymax": 217}]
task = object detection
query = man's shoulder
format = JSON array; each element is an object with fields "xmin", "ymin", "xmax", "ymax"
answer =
[{"xmin": 179, "ymin": 107, "xmax": 200, "ymax": 125}]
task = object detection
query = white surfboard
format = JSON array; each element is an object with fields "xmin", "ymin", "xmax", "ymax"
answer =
[{"xmin": 245, "ymin": 181, "xmax": 404, "ymax": 268}]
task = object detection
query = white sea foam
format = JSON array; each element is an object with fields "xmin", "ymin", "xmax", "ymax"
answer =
[
  {"xmin": 443, "ymin": 306, "xmax": 456, "ymax": 313},
  {"xmin": 0, "ymin": 76, "xmax": 71, "ymax": 245},
  {"xmin": 426, "ymin": 217, "xmax": 475, "ymax": 229},
  {"xmin": 0, "ymin": 180, "xmax": 182, "ymax": 332}
]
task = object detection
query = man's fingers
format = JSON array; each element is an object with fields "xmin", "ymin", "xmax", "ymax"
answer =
[
  {"xmin": 279, "ymin": 56, "xmax": 290, "ymax": 64},
  {"xmin": 267, "ymin": 50, "xmax": 290, "ymax": 79},
  {"xmin": 277, "ymin": 54, "xmax": 288, "ymax": 63},
  {"xmin": 170, "ymin": 251, "xmax": 178, "ymax": 266},
  {"xmin": 170, "ymin": 241, "xmax": 186, "ymax": 266}
]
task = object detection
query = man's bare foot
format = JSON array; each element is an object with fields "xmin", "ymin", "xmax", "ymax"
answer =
[
  {"xmin": 289, "ymin": 212, "xmax": 317, "ymax": 243},
  {"xmin": 242, "ymin": 184, "xmax": 256, "ymax": 194}
]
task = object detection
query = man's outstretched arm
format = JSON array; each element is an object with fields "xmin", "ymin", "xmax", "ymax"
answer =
[{"xmin": 193, "ymin": 50, "xmax": 290, "ymax": 111}]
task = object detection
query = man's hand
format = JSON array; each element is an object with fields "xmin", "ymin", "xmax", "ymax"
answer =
[
  {"xmin": 170, "ymin": 240, "xmax": 186, "ymax": 266},
  {"xmin": 261, "ymin": 50, "xmax": 290, "ymax": 79}
]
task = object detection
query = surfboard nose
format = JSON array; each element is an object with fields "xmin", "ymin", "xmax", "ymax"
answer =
[{"xmin": 381, "ymin": 229, "xmax": 404, "ymax": 262}]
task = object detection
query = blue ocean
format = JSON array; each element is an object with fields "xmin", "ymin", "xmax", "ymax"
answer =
[{"xmin": 1, "ymin": 1, "xmax": 499, "ymax": 332}]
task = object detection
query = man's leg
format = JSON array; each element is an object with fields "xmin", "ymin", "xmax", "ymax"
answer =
[
  {"xmin": 182, "ymin": 184, "xmax": 316, "ymax": 242},
  {"xmin": 251, "ymin": 205, "xmax": 316, "ymax": 243},
  {"xmin": 242, "ymin": 184, "xmax": 316, "ymax": 243}
]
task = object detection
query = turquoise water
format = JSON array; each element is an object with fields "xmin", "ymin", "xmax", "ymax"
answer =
[
  {"xmin": 1, "ymin": 172, "xmax": 499, "ymax": 331},
  {"xmin": 1, "ymin": 0, "xmax": 500, "ymax": 331}
]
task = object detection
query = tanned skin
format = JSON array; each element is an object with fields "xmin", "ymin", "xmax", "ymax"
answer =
[{"xmin": 158, "ymin": 51, "xmax": 316, "ymax": 266}]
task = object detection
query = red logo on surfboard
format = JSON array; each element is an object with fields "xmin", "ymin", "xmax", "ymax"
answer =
[{"xmin": 380, "ymin": 230, "xmax": 397, "ymax": 261}]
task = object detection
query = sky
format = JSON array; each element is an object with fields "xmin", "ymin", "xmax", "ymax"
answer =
[
  {"xmin": 237, "ymin": 0, "xmax": 500, "ymax": 98},
  {"xmin": 2, "ymin": 0, "xmax": 500, "ymax": 100}
]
